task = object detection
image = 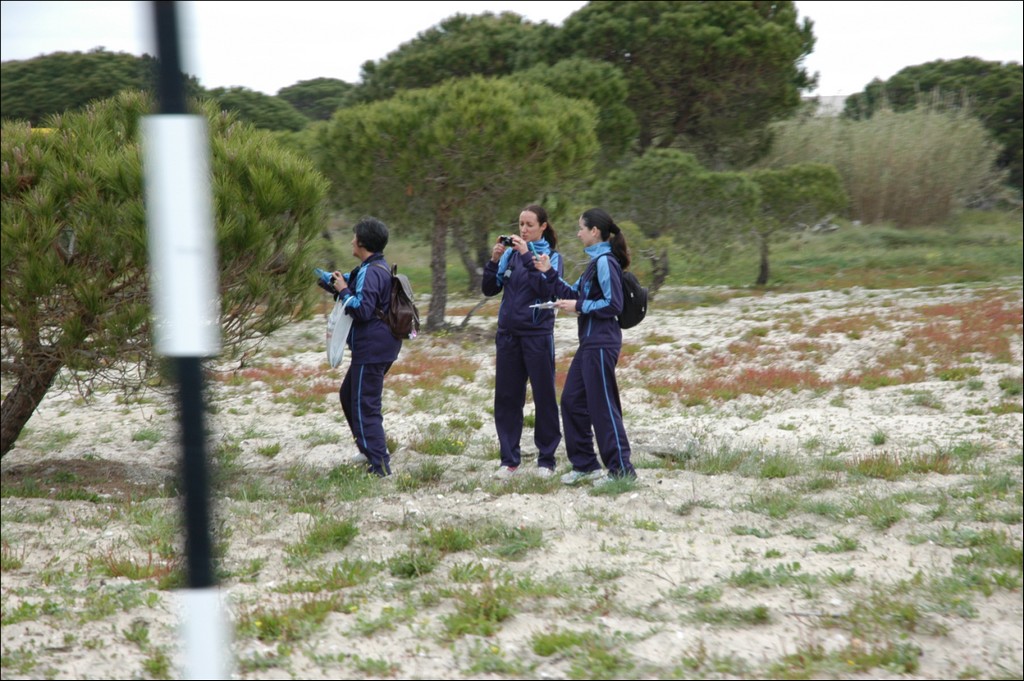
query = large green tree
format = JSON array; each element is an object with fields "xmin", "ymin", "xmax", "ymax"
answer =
[
  {"xmin": 511, "ymin": 58, "xmax": 639, "ymax": 166},
  {"xmin": 0, "ymin": 48, "xmax": 205, "ymax": 125},
  {"xmin": 843, "ymin": 58, "xmax": 1023, "ymax": 191},
  {"xmin": 277, "ymin": 78, "xmax": 355, "ymax": 120},
  {"xmin": 1, "ymin": 91, "xmax": 329, "ymax": 457},
  {"xmin": 319, "ymin": 76, "xmax": 598, "ymax": 329},
  {"xmin": 208, "ymin": 86, "xmax": 310, "ymax": 132},
  {"xmin": 590, "ymin": 148, "xmax": 760, "ymax": 293},
  {"xmin": 747, "ymin": 164, "xmax": 847, "ymax": 285},
  {"xmin": 354, "ymin": 12, "xmax": 556, "ymax": 104},
  {"xmin": 553, "ymin": 0, "xmax": 815, "ymax": 168}
]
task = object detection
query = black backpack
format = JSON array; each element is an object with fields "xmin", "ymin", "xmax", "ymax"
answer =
[
  {"xmin": 595, "ymin": 254, "xmax": 648, "ymax": 330},
  {"xmin": 618, "ymin": 269, "xmax": 648, "ymax": 329},
  {"xmin": 374, "ymin": 262, "xmax": 421, "ymax": 340}
]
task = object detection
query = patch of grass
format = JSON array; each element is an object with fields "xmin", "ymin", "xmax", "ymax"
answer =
[
  {"xmin": 299, "ymin": 428, "xmax": 342, "ymax": 447},
  {"xmin": 394, "ymin": 460, "xmax": 447, "ymax": 491},
  {"xmin": 410, "ymin": 422, "xmax": 470, "ymax": 456},
  {"xmin": 449, "ymin": 561, "xmax": 493, "ymax": 583},
  {"xmin": 441, "ymin": 581, "xmax": 516, "ymax": 639},
  {"xmin": 141, "ymin": 648, "xmax": 172, "ymax": 679},
  {"xmin": 92, "ymin": 550, "xmax": 178, "ymax": 581},
  {"xmin": 131, "ymin": 427, "xmax": 162, "ymax": 444},
  {"xmin": 844, "ymin": 494, "xmax": 907, "ymax": 530},
  {"xmin": 990, "ymin": 401, "xmax": 1023, "ymax": 414},
  {"xmin": 870, "ymin": 429, "xmax": 888, "ymax": 445},
  {"xmin": 39, "ymin": 428, "xmax": 79, "ymax": 450},
  {"xmin": 744, "ymin": 490, "xmax": 801, "ymax": 519},
  {"xmin": 845, "ymin": 451, "xmax": 959, "ymax": 480},
  {"xmin": 531, "ymin": 628, "xmax": 590, "ymax": 656},
  {"xmin": 285, "ymin": 517, "xmax": 359, "ymax": 563},
  {"xmin": 732, "ymin": 525, "xmax": 773, "ymax": 539},
  {"xmin": 315, "ymin": 464, "xmax": 388, "ymax": 502},
  {"xmin": 578, "ymin": 565, "xmax": 625, "ymax": 583},
  {"xmin": 674, "ymin": 639, "xmax": 751, "ymax": 676},
  {"xmin": 767, "ymin": 639, "xmax": 921, "ymax": 678},
  {"xmin": 812, "ymin": 535, "xmax": 861, "ymax": 553},
  {"xmin": 421, "ymin": 524, "xmax": 477, "ymax": 554},
  {"xmin": 997, "ymin": 373, "xmax": 1023, "ymax": 396},
  {"xmin": 349, "ymin": 604, "xmax": 416, "ymax": 637},
  {"xmin": 275, "ymin": 558, "xmax": 381, "ymax": 594},
  {"xmin": 689, "ymin": 604, "xmax": 771, "ymax": 626},
  {"xmin": 752, "ymin": 453, "xmax": 803, "ymax": 479},
  {"xmin": 1, "ymin": 542, "xmax": 25, "ymax": 571},
  {"xmin": 350, "ymin": 655, "xmax": 401, "ymax": 677},
  {"xmin": 687, "ymin": 443, "xmax": 747, "ymax": 474},
  {"xmin": 936, "ymin": 366, "xmax": 981, "ymax": 381},
  {"xmin": 484, "ymin": 524, "xmax": 544, "ymax": 560},
  {"xmin": 235, "ymin": 595, "xmax": 345, "ymax": 643},
  {"xmin": 565, "ymin": 632, "xmax": 640, "ymax": 679},
  {"xmin": 727, "ymin": 562, "xmax": 814, "ymax": 590},
  {"xmin": 417, "ymin": 520, "xmax": 544, "ymax": 561},
  {"xmin": 388, "ymin": 548, "xmax": 440, "ymax": 578},
  {"xmin": 256, "ymin": 442, "xmax": 281, "ymax": 458}
]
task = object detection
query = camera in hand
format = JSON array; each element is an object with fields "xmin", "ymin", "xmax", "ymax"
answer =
[
  {"xmin": 499, "ymin": 235, "xmax": 515, "ymax": 247},
  {"xmin": 314, "ymin": 267, "xmax": 336, "ymax": 292}
]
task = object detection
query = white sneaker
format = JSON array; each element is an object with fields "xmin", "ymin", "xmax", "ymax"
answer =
[
  {"xmin": 493, "ymin": 466, "xmax": 518, "ymax": 479},
  {"xmin": 535, "ymin": 467, "xmax": 554, "ymax": 479},
  {"xmin": 348, "ymin": 452, "xmax": 368, "ymax": 465},
  {"xmin": 594, "ymin": 473, "xmax": 638, "ymax": 488},
  {"xmin": 560, "ymin": 469, "xmax": 605, "ymax": 485}
]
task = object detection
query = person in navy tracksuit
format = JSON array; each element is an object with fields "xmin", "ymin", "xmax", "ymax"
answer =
[
  {"xmin": 481, "ymin": 204, "xmax": 564, "ymax": 479},
  {"xmin": 330, "ymin": 217, "xmax": 402, "ymax": 477},
  {"xmin": 536, "ymin": 208, "xmax": 636, "ymax": 485}
]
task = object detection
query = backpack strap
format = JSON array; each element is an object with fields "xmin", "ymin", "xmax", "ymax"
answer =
[{"xmin": 372, "ymin": 261, "xmax": 394, "ymax": 321}]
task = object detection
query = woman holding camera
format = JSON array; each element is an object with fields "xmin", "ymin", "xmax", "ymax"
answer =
[
  {"xmin": 481, "ymin": 204, "xmax": 564, "ymax": 479},
  {"xmin": 535, "ymin": 208, "xmax": 636, "ymax": 486}
]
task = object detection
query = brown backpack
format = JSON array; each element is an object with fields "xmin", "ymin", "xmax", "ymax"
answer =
[{"xmin": 374, "ymin": 262, "xmax": 420, "ymax": 340}]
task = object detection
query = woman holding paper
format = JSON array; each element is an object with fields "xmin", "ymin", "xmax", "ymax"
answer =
[
  {"xmin": 534, "ymin": 208, "xmax": 636, "ymax": 486},
  {"xmin": 480, "ymin": 204, "xmax": 564, "ymax": 479}
]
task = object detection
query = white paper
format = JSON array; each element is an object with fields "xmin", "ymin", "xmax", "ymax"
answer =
[{"xmin": 529, "ymin": 301, "xmax": 558, "ymax": 309}]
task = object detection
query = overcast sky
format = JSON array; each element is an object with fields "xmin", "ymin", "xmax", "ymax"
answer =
[{"xmin": 2, "ymin": 1, "xmax": 1021, "ymax": 97}]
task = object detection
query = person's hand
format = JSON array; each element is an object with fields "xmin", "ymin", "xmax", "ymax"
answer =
[
  {"xmin": 332, "ymin": 271, "xmax": 345, "ymax": 292},
  {"xmin": 534, "ymin": 253, "xmax": 551, "ymax": 272},
  {"xmin": 491, "ymin": 240, "xmax": 506, "ymax": 262},
  {"xmin": 555, "ymin": 299, "xmax": 577, "ymax": 314},
  {"xmin": 512, "ymin": 236, "xmax": 529, "ymax": 254}
]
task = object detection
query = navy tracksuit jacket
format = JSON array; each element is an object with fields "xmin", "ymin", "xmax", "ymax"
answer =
[
  {"xmin": 481, "ymin": 239, "xmax": 563, "ymax": 470},
  {"xmin": 336, "ymin": 253, "xmax": 402, "ymax": 476},
  {"xmin": 543, "ymin": 242, "xmax": 635, "ymax": 478}
]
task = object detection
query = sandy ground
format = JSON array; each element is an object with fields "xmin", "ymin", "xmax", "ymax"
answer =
[{"xmin": 1, "ymin": 281, "xmax": 1022, "ymax": 679}]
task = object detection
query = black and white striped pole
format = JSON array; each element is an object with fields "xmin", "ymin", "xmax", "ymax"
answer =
[{"xmin": 142, "ymin": 2, "xmax": 231, "ymax": 678}]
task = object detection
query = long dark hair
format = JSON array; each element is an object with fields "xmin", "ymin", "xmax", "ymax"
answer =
[
  {"xmin": 580, "ymin": 208, "xmax": 630, "ymax": 269},
  {"xmin": 523, "ymin": 203, "xmax": 557, "ymax": 250}
]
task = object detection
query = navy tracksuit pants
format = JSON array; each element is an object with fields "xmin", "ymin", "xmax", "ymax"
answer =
[
  {"xmin": 493, "ymin": 333, "xmax": 561, "ymax": 470},
  {"xmin": 340, "ymin": 361, "xmax": 393, "ymax": 476},
  {"xmin": 561, "ymin": 346, "xmax": 635, "ymax": 477}
]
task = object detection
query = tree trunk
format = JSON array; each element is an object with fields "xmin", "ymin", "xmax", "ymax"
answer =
[
  {"xmin": 450, "ymin": 222, "xmax": 485, "ymax": 293},
  {"xmin": 1, "ymin": 356, "xmax": 64, "ymax": 458},
  {"xmin": 425, "ymin": 211, "xmax": 449, "ymax": 331},
  {"xmin": 647, "ymin": 246, "xmax": 671, "ymax": 297},
  {"xmin": 756, "ymin": 233, "xmax": 770, "ymax": 286}
]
